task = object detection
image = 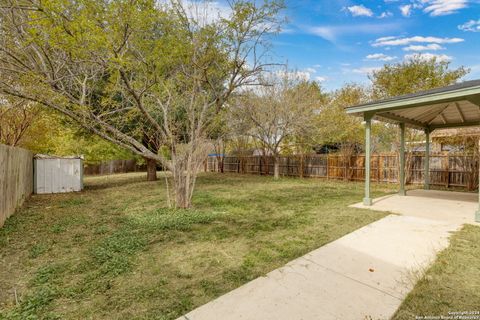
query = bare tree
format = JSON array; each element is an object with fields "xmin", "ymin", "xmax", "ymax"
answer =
[
  {"xmin": 0, "ymin": 96, "xmax": 39, "ymax": 146},
  {"xmin": 230, "ymin": 71, "xmax": 318, "ymax": 179},
  {"xmin": 0, "ymin": 0, "xmax": 284, "ymax": 208}
]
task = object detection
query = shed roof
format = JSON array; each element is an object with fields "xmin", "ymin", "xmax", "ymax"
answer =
[
  {"xmin": 34, "ymin": 154, "xmax": 84, "ymax": 160},
  {"xmin": 346, "ymin": 80, "xmax": 480, "ymax": 131}
]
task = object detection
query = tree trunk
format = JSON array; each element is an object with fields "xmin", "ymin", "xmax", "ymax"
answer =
[
  {"xmin": 145, "ymin": 158, "xmax": 157, "ymax": 181},
  {"xmin": 173, "ymin": 167, "xmax": 194, "ymax": 209},
  {"xmin": 174, "ymin": 175, "xmax": 189, "ymax": 208},
  {"xmin": 274, "ymin": 156, "xmax": 280, "ymax": 179},
  {"xmin": 169, "ymin": 140, "xmax": 209, "ymax": 209},
  {"xmin": 217, "ymin": 156, "xmax": 224, "ymax": 173}
]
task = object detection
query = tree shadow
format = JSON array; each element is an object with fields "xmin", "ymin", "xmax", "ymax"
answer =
[{"xmin": 84, "ymin": 174, "xmax": 153, "ymax": 191}]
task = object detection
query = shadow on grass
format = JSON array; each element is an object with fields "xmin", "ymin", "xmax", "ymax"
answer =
[{"xmin": 84, "ymin": 174, "xmax": 152, "ymax": 191}]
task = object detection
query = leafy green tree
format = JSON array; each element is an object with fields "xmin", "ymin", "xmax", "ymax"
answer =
[
  {"xmin": 370, "ymin": 55, "xmax": 469, "ymax": 99},
  {"xmin": 315, "ymin": 84, "xmax": 366, "ymax": 152},
  {"xmin": 285, "ymin": 80, "xmax": 327, "ymax": 154},
  {"xmin": 370, "ymin": 55, "xmax": 469, "ymax": 182},
  {"xmin": 0, "ymin": 96, "xmax": 40, "ymax": 147},
  {"xmin": 31, "ymin": 126, "xmax": 135, "ymax": 165},
  {"xmin": 0, "ymin": 99, "xmax": 134, "ymax": 163},
  {"xmin": 314, "ymin": 83, "xmax": 395, "ymax": 154},
  {"xmin": 0, "ymin": 0, "xmax": 284, "ymax": 208}
]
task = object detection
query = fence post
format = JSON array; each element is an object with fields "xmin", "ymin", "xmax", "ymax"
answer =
[
  {"xmin": 300, "ymin": 154, "xmax": 304, "ymax": 178},
  {"xmin": 446, "ymin": 154, "xmax": 450, "ymax": 188},
  {"xmin": 326, "ymin": 154, "xmax": 329, "ymax": 180},
  {"xmin": 286, "ymin": 156, "xmax": 290, "ymax": 177},
  {"xmin": 377, "ymin": 155, "xmax": 380, "ymax": 182}
]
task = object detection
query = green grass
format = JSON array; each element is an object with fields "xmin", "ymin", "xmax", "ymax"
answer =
[
  {"xmin": 0, "ymin": 172, "xmax": 393, "ymax": 319},
  {"xmin": 393, "ymin": 224, "xmax": 480, "ymax": 320}
]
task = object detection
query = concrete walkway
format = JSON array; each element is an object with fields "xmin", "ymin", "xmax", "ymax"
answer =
[
  {"xmin": 351, "ymin": 189, "xmax": 478, "ymax": 225},
  {"xmin": 179, "ymin": 215, "xmax": 460, "ymax": 320}
]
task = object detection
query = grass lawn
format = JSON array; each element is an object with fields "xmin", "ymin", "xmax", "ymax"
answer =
[
  {"xmin": 0, "ymin": 172, "xmax": 393, "ymax": 319},
  {"xmin": 393, "ymin": 224, "xmax": 480, "ymax": 319}
]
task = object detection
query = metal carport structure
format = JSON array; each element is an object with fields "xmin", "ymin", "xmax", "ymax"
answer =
[{"xmin": 346, "ymin": 79, "xmax": 480, "ymax": 222}]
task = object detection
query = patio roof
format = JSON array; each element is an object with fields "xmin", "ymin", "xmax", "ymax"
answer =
[
  {"xmin": 346, "ymin": 79, "xmax": 480, "ymax": 130},
  {"xmin": 346, "ymin": 80, "xmax": 480, "ymax": 222}
]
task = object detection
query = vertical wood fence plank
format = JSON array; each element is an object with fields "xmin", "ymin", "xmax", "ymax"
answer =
[
  {"xmin": 206, "ymin": 153, "xmax": 479, "ymax": 190},
  {"xmin": 0, "ymin": 144, "xmax": 33, "ymax": 228}
]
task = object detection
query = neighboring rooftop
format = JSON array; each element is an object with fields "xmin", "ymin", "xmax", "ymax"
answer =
[{"xmin": 432, "ymin": 127, "xmax": 480, "ymax": 138}]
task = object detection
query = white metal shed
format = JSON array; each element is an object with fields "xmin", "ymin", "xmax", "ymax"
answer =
[{"xmin": 34, "ymin": 155, "xmax": 84, "ymax": 194}]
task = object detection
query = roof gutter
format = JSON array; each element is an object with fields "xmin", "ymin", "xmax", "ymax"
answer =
[{"xmin": 346, "ymin": 85, "xmax": 480, "ymax": 114}]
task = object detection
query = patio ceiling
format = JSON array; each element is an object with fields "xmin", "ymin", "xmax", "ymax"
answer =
[
  {"xmin": 346, "ymin": 80, "xmax": 480, "ymax": 130},
  {"xmin": 346, "ymin": 80, "xmax": 480, "ymax": 221}
]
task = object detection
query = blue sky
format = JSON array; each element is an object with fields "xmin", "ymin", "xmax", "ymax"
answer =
[{"xmin": 268, "ymin": 0, "xmax": 480, "ymax": 90}]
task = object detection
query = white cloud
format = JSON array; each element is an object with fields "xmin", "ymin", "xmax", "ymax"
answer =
[
  {"xmin": 422, "ymin": 0, "xmax": 468, "ymax": 16},
  {"xmin": 372, "ymin": 36, "xmax": 464, "ymax": 47},
  {"xmin": 280, "ymin": 27, "xmax": 296, "ymax": 34},
  {"xmin": 375, "ymin": 36, "xmax": 397, "ymax": 42},
  {"xmin": 378, "ymin": 11, "xmax": 393, "ymax": 18},
  {"xmin": 399, "ymin": 4, "xmax": 412, "ymax": 17},
  {"xmin": 392, "ymin": 1, "xmax": 468, "ymax": 17},
  {"xmin": 296, "ymin": 71, "xmax": 312, "ymax": 81},
  {"xmin": 307, "ymin": 23, "xmax": 402, "ymax": 42},
  {"xmin": 309, "ymin": 26, "xmax": 337, "ymax": 42},
  {"xmin": 351, "ymin": 67, "xmax": 382, "ymax": 75},
  {"xmin": 276, "ymin": 70, "xmax": 312, "ymax": 81},
  {"xmin": 458, "ymin": 19, "xmax": 480, "ymax": 32},
  {"xmin": 345, "ymin": 5, "xmax": 374, "ymax": 17},
  {"xmin": 403, "ymin": 44, "xmax": 445, "ymax": 51},
  {"xmin": 159, "ymin": 1, "xmax": 232, "ymax": 25},
  {"xmin": 467, "ymin": 64, "xmax": 480, "ymax": 79},
  {"xmin": 304, "ymin": 67, "xmax": 317, "ymax": 74},
  {"xmin": 404, "ymin": 53, "xmax": 453, "ymax": 62},
  {"xmin": 315, "ymin": 76, "xmax": 327, "ymax": 82},
  {"xmin": 366, "ymin": 53, "xmax": 397, "ymax": 61}
]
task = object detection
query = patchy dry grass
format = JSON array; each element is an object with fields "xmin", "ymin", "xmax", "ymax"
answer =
[
  {"xmin": 0, "ymin": 172, "xmax": 392, "ymax": 319},
  {"xmin": 393, "ymin": 224, "xmax": 480, "ymax": 319}
]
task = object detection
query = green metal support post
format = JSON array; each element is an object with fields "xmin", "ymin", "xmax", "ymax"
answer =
[
  {"xmin": 476, "ymin": 139, "xmax": 480, "ymax": 222},
  {"xmin": 399, "ymin": 123, "xmax": 406, "ymax": 196},
  {"xmin": 363, "ymin": 114, "xmax": 373, "ymax": 206},
  {"xmin": 424, "ymin": 128, "xmax": 430, "ymax": 190}
]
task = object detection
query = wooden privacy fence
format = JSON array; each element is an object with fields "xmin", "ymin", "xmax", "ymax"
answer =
[
  {"xmin": 0, "ymin": 144, "xmax": 33, "ymax": 227},
  {"xmin": 84, "ymin": 159, "xmax": 144, "ymax": 175},
  {"xmin": 207, "ymin": 153, "xmax": 479, "ymax": 190}
]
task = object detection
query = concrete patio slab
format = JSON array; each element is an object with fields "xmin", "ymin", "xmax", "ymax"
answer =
[
  {"xmin": 351, "ymin": 189, "xmax": 479, "ymax": 225},
  {"xmin": 178, "ymin": 215, "xmax": 459, "ymax": 320}
]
